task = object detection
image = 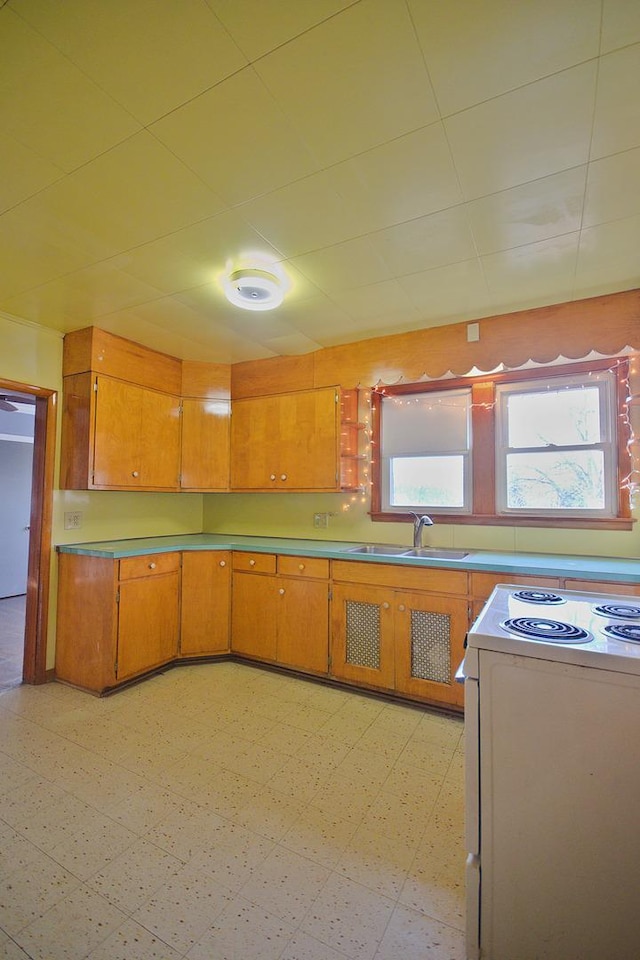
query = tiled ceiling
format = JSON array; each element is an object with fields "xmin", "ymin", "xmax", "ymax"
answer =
[{"xmin": 1, "ymin": 0, "xmax": 639, "ymax": 363}]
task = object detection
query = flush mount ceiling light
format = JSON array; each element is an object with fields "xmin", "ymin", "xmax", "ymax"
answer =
[{"xmin": 222, "ymin": 261, "xmax": 289, "ymax": 312}]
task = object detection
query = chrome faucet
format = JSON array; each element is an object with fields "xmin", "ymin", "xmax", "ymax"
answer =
[{"xmin": 412, "ymin": 513, "xmax": 434, "ymax": 548}]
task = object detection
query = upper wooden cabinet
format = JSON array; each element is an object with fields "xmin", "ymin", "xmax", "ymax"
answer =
[
  {"xmin": 230, "ymin": 386, "xmax": 361, "ymax": 492},
  {"xmin": 61, "ymin": 329, "xmax": 231, "ymax": 492}
]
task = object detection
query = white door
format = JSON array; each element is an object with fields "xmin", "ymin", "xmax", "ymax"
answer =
[{"xmin": 0, "ymin": 400, "xmax": 35, "ymax": 598}]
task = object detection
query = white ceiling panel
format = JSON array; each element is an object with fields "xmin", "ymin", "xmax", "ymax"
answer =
[{"xmin": 0, "ymin": 1, "xmax": 638, "ymax": 363}]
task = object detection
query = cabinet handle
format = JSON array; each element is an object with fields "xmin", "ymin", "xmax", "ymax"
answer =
[
  {"xmin": 219, "ymin": 560, "xmax": 226, "ymax": 567},
  {"xmin": 298, "ymin": 563, "xmax": 305, "ymax": 571},
  {"xmin": 132, "ymin": 470, "xmax": 139, "ymax": 478},
  {"xmin": 398, "ymin": 603, "xmax": 406, "ymax": 612},
  {"xmin": 249, "ymin": 559, "xmax": 256, "ymax": 566},
  {"xmin": 382, "ymin": 601, "xmax": 390, "ymax": 609},
  {"xmin": 280, "ymin": 474, "xmax": 287, "ymax": 481},
  {"xmin": 148, "ymin": 562, "xmax": 156, "ymax": 570},
  {"xmin": 279, "ymin": 587, "xmax": 285, "ymax": 596},
  {"xmin": 270, "ymin": 474, "xmax": 276, "ymax": 481}
]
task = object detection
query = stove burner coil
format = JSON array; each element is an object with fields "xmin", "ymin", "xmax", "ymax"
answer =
[
  {"xmin": 593, "ymin": 603, "xmax": 640, "ymax": 621},
  {"xmin": 501, "ymin": 616, "xmax": 592, "ymax": 644},
  {"xmin": 603, "ymin": 623, "xmax": 640, "ymax": 643},
  {"xmin": 513, "ymin": 590, "xmax": 566, "ymax": 605}
]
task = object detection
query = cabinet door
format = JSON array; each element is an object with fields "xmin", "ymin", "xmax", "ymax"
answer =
[
  {"xmin": 230, "ymin": 395, "xmax": 279, "ymax": 489},
  {"xmin": 277, "ymin": 576, "xmax": 329, "ymax": 674},
  {"xmin": 117, "ymin": 569, "xmax": 180, "ymax": 680},
  {"xmin": 231, "ymin": 571, "xmax": 278, "ymax": 660},
  {"xmin": 140, "ymin": 388, "xmax": 180, "ymax": 488},
  {"xmin": 181, "ymin": 552, "xmax": 231, "ymax": 655},
  {"xmin": 93, "ymin": 377, "xmax": 144, "ymax": 487},
  {"xmin": 330, "ymin": 582, "xmax": 395, "ymax": 690},
  {"xmin": 394, "ymin": 591, "xmax": 469, "ymax": 708},
  {"xmin": 181, "ymin": 398, "xmax": 230, "ymax": 490},
  {"xmin": 277, "ymin": 388, "xmax": 339, "ymax": 490}
]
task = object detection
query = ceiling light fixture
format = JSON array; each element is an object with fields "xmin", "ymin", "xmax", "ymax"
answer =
[{"xmin": 221, "ymin": 257, "xmax": 290, "ymax": 312}]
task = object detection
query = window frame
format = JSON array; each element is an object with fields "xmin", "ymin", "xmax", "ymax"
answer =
[{"xmin": 370, "ymin": 358, "xmax": 632, "ymax": 530}]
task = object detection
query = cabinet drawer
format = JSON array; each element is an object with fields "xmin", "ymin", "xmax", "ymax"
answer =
[
  {"xmin": 119, "ymin": 552, "xmax": 180, "ymax": 580},
  {"xmin": 277, "ymin": 555, "xmax": 329, "ymax": 579},
  {"xmin": 233, "ymin": 552, "xmax": 277, "ymax": 574},
  {"xmin": 332, "ymin": 559, "xmax": 468, "ymax": 595},
  {"xmin": 564, "ymin": 579, "xmax": 640, "ymax": 597},
  {"xmin": 471, "ymin": 571, "xmax": 561, "ymax": 600}
]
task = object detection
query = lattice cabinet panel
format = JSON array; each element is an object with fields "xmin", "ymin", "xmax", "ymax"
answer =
[
  {"xmin": 410, "ymin": 610, "xmax": 451, "ymax": 684},
  {"xmin": 345, "ymin": 600, "xmax": 381, "ymax": 669},
  {"xmin": 330, "ymin": 583, "xmax": 395, "ymax": 689}
]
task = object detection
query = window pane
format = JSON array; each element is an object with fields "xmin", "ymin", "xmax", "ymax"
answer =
[
  {"xmin": 505, "ymin": 450, "xmax": 605, "ymax": 510},
  {"xmin": 390, "ymin": 456, "xmax": 465, "ymax": 508},
  {"xmin": 507, "ymin": 387, "xmax": 601, "ymax": 448},
  {"xmin": 382, "ymin": 391, "xmax": 470, "ymax": 456}
]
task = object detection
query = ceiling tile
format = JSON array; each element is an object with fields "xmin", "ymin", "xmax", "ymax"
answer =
[
  {"xmin": 329, "ymin": 279, "xmax": 421, "ymax": 327},
  {"xmin": 409, "ymin": 0, "xmax": 601, "ymax": 116},
  {"xmin": 466, "ymin": 167, "xmax": 587, "ymax": 255},
  {"xmin": 291, "ymin": 237, "xmax": 393, "ymax": 294},
  {"xmin": 23, "ymin": 132, "xmax": 226, "ymax": 264},
  {"xmin": 208, "ymin": 0, "xmax": 360, "ymax": 61},
  {"xmin": 238, "ymin": 168, "xmax": 374, "ymax": 258},
  {"xmin": 151, "ymin": 68, "xmax": 319, "ymax": 205},
  {"xmin": 1, "ymin": 135, "xmax": 64, "ymax": 214},
  {"xmin": 601, "ymin": 0, "xmax": 640, "ymax": 53},
  {"xmin": 590, "ymin": 44, "xmax": 640, "ymax": 159},
  {"xmin": 575, "ymin": 215, "xmax": 640, "ymax": 296},
  {"xmin": 0, "ymin": 262, "xmax": 166, "ymax": 330},
  {"xmin": 397, "ymin": 258, "xmax": 492, "ymax": 322},
  {"xmin": 12, "ymin": 0, "xmax": 247, "ymax": 125},
  {"xmin": 254, "ymin": 0, "xmax": 439, "ymax": 166},
  {"xmin": 369, "ymin": 206, "xmax": 478, "ymax": 277},
  {"xmin": 338, "ymin": 124, "xmax": 464, "ymax": 231},
  {"xmin": 583, "ymin": 148, "xmax": 640, "ymax": 228},
  {"xmin": 481, "ymin": 233, "xmax": 579, "ymax": 306},
  {"xmin": 0, "ymin": 10, "xmax": 140, "ymax": 171},
  {"xmin": 445, "ymin": 62, "xmax": 598, "ymax": 200},
  {"xmin": 261, "ymin": 333, "xmax": 323, "ymax": 356}
]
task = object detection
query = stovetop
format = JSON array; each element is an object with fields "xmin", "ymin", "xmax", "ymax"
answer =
[{"xmin": 468, "ymin": 584, "xmax": 640, "ymax": 674}]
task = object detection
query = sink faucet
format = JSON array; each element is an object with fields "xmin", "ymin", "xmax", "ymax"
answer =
[{"xmin": 412, "ymin": 513, "xmax": 434, "ymax": 548}]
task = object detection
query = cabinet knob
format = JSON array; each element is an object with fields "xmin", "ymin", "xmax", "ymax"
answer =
[
  {"xmin": 398, "ymin": 603, "xmax": 406, "ymax": 612},
  {"xmin": 249, "ymin": 559, "xmax": 256, "ymax": 566},
  {"xmin": 382, "ymin": 601, "xmax": 390, "ymax": 609},
  {"xmin": 148, "ymin": 562, "xmax": 156, "ymax": 570},
  {"xmin": 279, "ymin": 587, "xmax": 285, "ymax": 596},
  {"xmin": 219, "ymin": 560, "xmax": 226, "ymax": 567},
  {"xmin": 270, "ymin": 474, "xmax": 276, "ymax": 481},
  {"xmin": 280, "ymin": 474, "xmax": 287, "ymax": 481},
  {"xmin": 132, "ymin": 470, "xmax": 139, "ymax": 478},
  {"xmin": 298, "ymin": 563, "xmax": 305, "ymax": 570}
]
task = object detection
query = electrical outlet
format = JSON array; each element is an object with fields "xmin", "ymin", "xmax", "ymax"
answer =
[
  {"xmin": 313, "ymin": 512, "xmax": 330, "ymax": 529},
  {"xmin": 64, "ymin": 511, "xmax": 83, "ymax": 530}
]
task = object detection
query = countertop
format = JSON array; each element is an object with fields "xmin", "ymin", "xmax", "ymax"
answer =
[{"xmin": 57, "ymin": 533, "xmax": 640, "ymax": 584}]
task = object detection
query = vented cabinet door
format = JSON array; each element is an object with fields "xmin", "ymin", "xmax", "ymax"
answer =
[
  {"xmin": 394, "ymin": 591, "xmax": 468, "ymax": 707},
  {"xmin": 330, "ymin": 582, "xmax": 394, "ymax": 690}
]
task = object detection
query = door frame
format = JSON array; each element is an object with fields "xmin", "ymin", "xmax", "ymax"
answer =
[{"xmin": 1, "ymin": 378, "xmax": 57, "ymax": 684}]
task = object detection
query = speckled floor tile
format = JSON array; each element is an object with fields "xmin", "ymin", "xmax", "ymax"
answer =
[
  {"xmin": 0, "ymin": 930, "xmax": 32, "ymax": 959},
  {"xmin": 86, "ymin": 839, "xmax": 182, "ymax": 915},
  {"xmin": 234, "ymin": 785, "xmax": 306, "ymax": 841},
  {"xmin": 189, "ymin": 822, "xmax": 275, "ymax": 893},
  {"xmin": 372, "ymin": 903, "xmax": 465, "ymax": 959},
  {"xmin": 0, "ymin": 850, "xmax": 80, "ymax": 936},
  {"xmin": 132, "ymin": 861, "xmax": 234, "ymax": 953},
  {"xmin": 301, "ymin": 873, "xmax": 396, "ymax": 960},
  {"xmin": 399, "ymin": 847, "xmax": 465, "ymax": 930},
  {"xmin": 281, "ymin": 806, "xmax": 358, "ymax": 869},
  {"xmin": 280, "ymin": 929, "xmax": 351, "ymax": 960},
  {"xmin": 14, "ymin": 885, "xmax": 125, "ymax": 960},
  {"xmin": 85, "ymin": 918, "xmax": 183, "ymax": 960},
  {"xmin": 143, "ymin": 804, "xmax": 226, "ymax": 862},
  {"xmin": 335, "ymin": 824, "xmax": 417, "ymax": 899},
  {"xmin": 185, "ymin": 896, "xmax": 295, "ymax": 960},
  {"xmin": 239, "ymin": 845, "xmax": 330, "ymax": 926},
  {"xmin": 48, "ymin": 811, "xmax": 138, "ymax": 881}
]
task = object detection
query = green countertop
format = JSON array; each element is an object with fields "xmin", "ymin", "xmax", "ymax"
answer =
[{"xmin": 57, "ymin": 533, "xmax": 640, "ymax": 584}]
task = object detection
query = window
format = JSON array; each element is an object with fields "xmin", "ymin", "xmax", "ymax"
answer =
[{"xmin": 372, "ymin": 359, "xmax": 631, "ymax": 528}]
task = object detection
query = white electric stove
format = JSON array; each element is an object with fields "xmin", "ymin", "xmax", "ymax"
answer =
[{"xmin": 462, "ymin": 583, "xmax": 640, "ymax": 960}]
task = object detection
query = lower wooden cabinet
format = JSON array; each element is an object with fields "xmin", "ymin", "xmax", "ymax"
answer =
[
  {"xmin": 180, "ymin": 551, "xmax": 231, "ymax": 655},
  {"xmin": 56, "ymin": 551, "xmax": 180, "ymax": 693},
  {"xmin": 331, "ymin": 560, "xmax": 470, "ymax": 709},
  {"xmin": 231, "ymin": 553, "xmax": 330, "ymax": 675}
]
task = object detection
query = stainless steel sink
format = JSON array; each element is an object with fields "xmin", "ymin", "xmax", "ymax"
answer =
[
  {"xmin": 401, "ymin": 548, "xmax": 469, "ymax": 560},
  {"xmin": 347, "ymin": 544, "xmax": 409, "ymax": 556}
]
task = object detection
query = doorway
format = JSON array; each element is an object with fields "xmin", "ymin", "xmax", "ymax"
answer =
[{"xmin": 0, "ymin": 379, "xmax": 56, "ymax": 687}]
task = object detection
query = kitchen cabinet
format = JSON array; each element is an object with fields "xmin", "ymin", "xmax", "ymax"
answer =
[
  {"xmin": 180, "ymin": 360, "xmax": 231, "ymax": 491},
  {"xmin": 563, "ymin": 578, "xmax": 640, "ymax": 596},
  {"xmin": 230, "ymin": 387, "xmax": 360, "ymax": 492},
  {"xmin": 180, "ymin": 551, "xmax": 231, "ymax": 656},
  {"xmin": 61, "ymin": 372, "xmax": 181, "ymax": 490},
  {"xmin": 231, "ymin": 553, "xmax": 330, "ymax": 674},
  {"xmin": 56, "ymin": 551, "xmax": 180, "ymax": 693},
  {"xmin": 331, "ymin": 560, "xmax": 469, "ymax": 709}
]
